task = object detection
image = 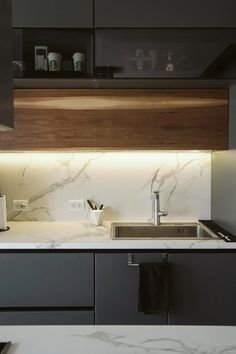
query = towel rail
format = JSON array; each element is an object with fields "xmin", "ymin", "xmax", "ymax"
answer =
[{"xmin": 127, "ymin": 253, "xmax": 167, "ymax": 267}]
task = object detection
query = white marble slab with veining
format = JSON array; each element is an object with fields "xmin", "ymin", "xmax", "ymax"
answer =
[
  {"xmin": 0, "ymin": 152, "xmax": 211, "ymax": 223},
  {"xmin": 1, "ymin": 325, "xmax": 236, "ymax": 354},
  {"xmin": 0, "ymin": 221, "xmax": 235, "ymax": 249}
]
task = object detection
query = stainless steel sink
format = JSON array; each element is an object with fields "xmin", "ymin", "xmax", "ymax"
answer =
[{"xmin": 111, "ymin": 222, "xmax": 219, "ymax": 240}]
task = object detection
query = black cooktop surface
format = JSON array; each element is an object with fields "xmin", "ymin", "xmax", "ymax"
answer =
[{"xmin": 0, "ymin": 343, "xmax": 11, "ymax": 354}]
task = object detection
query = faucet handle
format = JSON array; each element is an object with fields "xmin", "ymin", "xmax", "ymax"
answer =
[{"xmin": 158, "ymin": 210, "xmax": 168, "ymax": 217}]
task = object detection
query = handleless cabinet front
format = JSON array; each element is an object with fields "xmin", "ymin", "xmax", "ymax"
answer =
[
  {"xmin": 0, "ymin": 253, "xmax": 94, "ymax": 307},
  {"xmin": 95, "ymin": 0, "xmax": 236, "ymax": 28},
  {"xmin": 168, "ymin": 253, "xmax": 236, "ymax": 325},
  {"xmin": 12, "ymin": 0, "xmax": 93, "ymax": 28},
  {"xmin": 95, "ymin": 253, "xmax": 167, "ymax": 325},
  {"xmin": 0, "ymin": 0, "xmax": 13, "ymax": 130}
]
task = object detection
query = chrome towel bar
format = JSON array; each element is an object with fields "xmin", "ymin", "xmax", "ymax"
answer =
[{"xmin": 128, "ymin": 253, "xmax": 167, "ymax": 267}]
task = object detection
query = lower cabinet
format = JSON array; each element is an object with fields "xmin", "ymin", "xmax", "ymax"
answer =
[
  {"xmin": 95, "ymin": 252, "xmax": 236, "ymax": 325},
  {"xmin": 0, "ymin": 252, "xmax": 94, "ymax": 325},
  {"xmin": 168, "ymin": 253, "xmax": 236, "ymax": 325},
  {"xmin": 0, "ymin": 251, "xmax": 236, "ymax": 325},
  {"xmin": 95, "ymin": 253, "xmax": 168, "ymax": 325}
]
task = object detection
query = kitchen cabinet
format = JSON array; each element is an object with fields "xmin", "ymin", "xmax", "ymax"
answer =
[
  {"xmin": 13, "ymin": 28, "xmax": 93, "ymax": 80},
  {"xmin": 0, "ymin": 250, "xmax": 235, "ymax": 325},
  {"xmin": 95, "ymin": 29, "xmax": 236, "ymax": 80},
  {"xmin": 0, "ymin": 0, "xmax": 13, "ymax": 130},
  {"xmin": 95, "ymin": 253, "xmax": 168, "ymax": 325},
  {"xmin": 95, "ymin": 0, "xmax": 236, "ymax": 28},
  {"xmin": 0, "ymin": 89, "xmax": 228, "ymax": 150},
  {"xmin": 0, "ymin": 252, "xmax": 94, "ymax": 325},
  {"xmin": 12, "ymin": 0, "xmax": 93, "ymax": 28},
  {"xmin": 168, "ymin": 253, "xmax": 236, "ymax": 325},
  {"xmin": 96, "ymin": 252, "xmax": 236, "ymax": 325}
]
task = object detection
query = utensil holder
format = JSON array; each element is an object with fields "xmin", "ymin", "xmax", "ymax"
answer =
[{"xmin": 89, "ymin": 210, "xmax": 104, "ymax": 226}]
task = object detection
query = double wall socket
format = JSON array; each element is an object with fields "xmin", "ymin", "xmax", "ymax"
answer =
[
  {"xmin": 69, "ymin": 200, "xmax": 85, "ymax": 212},
  {"xmin": 13, "ymin": 200, "xmax": 29, "ymax": 211}
]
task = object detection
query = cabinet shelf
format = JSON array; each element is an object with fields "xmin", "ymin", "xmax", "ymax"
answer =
[
  {"xmin": 13, "ymin": 28, "xmax": 93, "ymax": 81},
  {"xmin": 14, "ymin": 78, "xmax": 231, "ymax": 89}
]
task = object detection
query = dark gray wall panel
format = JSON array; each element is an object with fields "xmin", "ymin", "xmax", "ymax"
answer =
[
  {"xmin": 12, "ymin": 0, "xmax": 93, "ymax": 28},
  {"xmin": 95, "ymin": 0, "xmax": 236, "ymax": 28},
  {"xmin": 212, "ymin": 85, "xmax": 236, "ymax": 235},
  {"xmin": 212, "ymin": 150, "xmax": 236, "ymax": 235},
  {"xmin": 0, "ymin": 0, "xmax": 13, "ymax": 130},
  {"xmin": 0, "ymin": 253, "xmax": 94, "ymax": 307},
  {"xmin": 0, "ymin": 310, "xmax": 94, "ymax": 325}
]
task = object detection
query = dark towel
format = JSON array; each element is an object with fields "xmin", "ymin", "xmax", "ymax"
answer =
[{"xmin": 137, "ymin": 262, "xmax": 168, "ymax": 315}]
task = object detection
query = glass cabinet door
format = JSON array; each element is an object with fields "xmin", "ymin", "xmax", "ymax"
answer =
[{"xmin": 95, "ymin": 29, "xmax": 236, "ymax": 79}]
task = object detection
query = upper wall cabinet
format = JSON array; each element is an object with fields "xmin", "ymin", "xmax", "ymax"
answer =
[
  {"xmin": 0, "ymin": 89, "xmax": 228, "ymax": 150},
  {"xmin": 0, "ymin": 0, "xmax": 13, "ymax": 130},
  {"xmin": 95, "ymin": 0, "xmax": 236, "ymax": 28},
  {"xmin": 95, "ymin": 29, "xmax": 236, "ymax": 80},
  {"xmin": 12, "ymin": 0, "xmax": 93, "ymax": 28}
]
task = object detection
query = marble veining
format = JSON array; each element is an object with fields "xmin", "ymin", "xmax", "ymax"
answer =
[
  {"xmin": 0, "ymin": 221, "xmax": 234, "ymax": 249},
  {"xmin": 0, "ymin": 152, "xmax": 211, "ymax": 222},
  {"xmin": 73, "ymin": 330, "xmax": 236, "ymax": 353},
  {"xmin": 1, "ymin": 326, "xmax": 236, "ymax": 354}
]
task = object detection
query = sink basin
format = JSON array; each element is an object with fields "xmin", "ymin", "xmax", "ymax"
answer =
[{"xmin": 111, "ymin": 222, "xmax": 219, "ymax": 240}]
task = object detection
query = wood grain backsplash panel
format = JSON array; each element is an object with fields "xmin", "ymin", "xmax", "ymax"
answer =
[{"xmin": 0, "ymin": 89, "xmax": 228, "ymax": 150}]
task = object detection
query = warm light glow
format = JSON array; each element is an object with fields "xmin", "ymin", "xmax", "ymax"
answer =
[
  {"xmin": 14, "ymin": 96, "xmax": 227, "ymax": 111},
  {"xmin": 0, "ymin": 151, "xmax": 212, "ymax": 164}
]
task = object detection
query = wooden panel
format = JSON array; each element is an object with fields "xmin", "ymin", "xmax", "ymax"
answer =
[{"xmin": 0, "ymin": 89, "xmax": 228, "ymax": 150}]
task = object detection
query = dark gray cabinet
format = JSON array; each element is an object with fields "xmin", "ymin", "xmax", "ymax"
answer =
[
  {"xmin": 96, "ymin": 252, "xmax": 236, "ymax": 325},
  {"xmin": 0, "ymin": 253, "xmax": 94, "ymax": 307},
  {"xmin": 0, "ymin": 252, "xmax": 95, "ymax": 325},
  {"xmin": 95, "ymin": 29, "xmax": 236, "ymax": 79},
  {"xmin": 0, "ymin": 0, "xmax": 13, "ymax": 130},
  {"xmin": 95, "ymin": 253, "xmax": 168, "ymax": 325},
  {"xmin": 12, "ymin": 0, "xmax": 93, "ymax": 28},
  {"xmin": 168, "ymin": 253, "xmax": 236, "ymax": 325},
  {"xmin": 1, "ymin": 251, "xmax": 235, "ymax": 325},
  {"xmin": 95, "ymin": 0, "xmax": 236, "ymax": 28}
]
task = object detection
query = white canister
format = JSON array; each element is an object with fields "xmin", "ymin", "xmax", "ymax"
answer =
[
  {"xmin": 48, "ymin": 52, "xmax": 62, "ymax": 71},
  {"xmin": 0, "ymin": 195, "xmax": 7, "ymax": 230},
  {"xmin": 72, "ymin": 52, "xmax": 86, "ymax": 72}
]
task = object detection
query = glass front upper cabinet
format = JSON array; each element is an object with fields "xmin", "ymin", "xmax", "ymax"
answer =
[
  {"xmin": 95, "ymin": 29, "xmax": 236, "ymax": 79},
  {"xmin": 13, "ymin": 28, "xmax": 93, "ymax": 79}
]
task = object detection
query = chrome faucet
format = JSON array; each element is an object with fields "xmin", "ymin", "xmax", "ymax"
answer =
[{"xmin": 153, "ymin": 191, "xmax": 168, "ymax": 225}]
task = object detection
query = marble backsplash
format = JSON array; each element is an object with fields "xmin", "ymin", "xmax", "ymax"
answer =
[{"xmin": 0, "ymin": 152, "xmax": 211, "ymax": 222}]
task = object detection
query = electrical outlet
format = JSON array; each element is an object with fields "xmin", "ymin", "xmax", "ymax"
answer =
[
  {"xmin": 13, "ymin": 200, "xmax": 29, "ymax": 211},
  {"xmin": 69, "ymin": 200, "xmax": 85, "ymax": 212}
]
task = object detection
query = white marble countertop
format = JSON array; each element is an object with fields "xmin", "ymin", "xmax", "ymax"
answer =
[
  {"xmin": 0, "ymin": 325, "xmax": 236, "ymax": 354},
  {"xmin": 0, "ymin": 221, "xmax": 235, "ymax": 249}
]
